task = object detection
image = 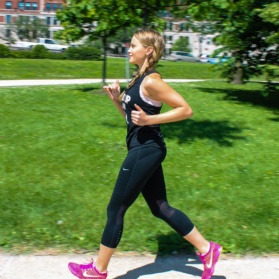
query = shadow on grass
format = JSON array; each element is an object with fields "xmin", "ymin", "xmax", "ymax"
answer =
[
  {"xmin": 114, "ymin": 232, "xmax": 226, "ymax": 279},
  {"xmin": 162, "ymin": 119, "xmax": 245, "ymax": 146},
  {"xmin": 75, "ymin": 85, "xmax": 246, "ymax": 146},
  {"xmin": 77, "ymin": 86, "xmax": 106, "ymax": 94},
  {"xmin": 197, "ymin": 86, "xmax": 279, "ymax": 110}
]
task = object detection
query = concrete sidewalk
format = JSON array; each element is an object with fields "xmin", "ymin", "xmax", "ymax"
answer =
[
  {"xmin": 0, "ymin": 252, "xmax": 278, "ymax": 279},
  {"xmin": 0, "ymin": 79, "xmax": 205, "ymax": 87}
]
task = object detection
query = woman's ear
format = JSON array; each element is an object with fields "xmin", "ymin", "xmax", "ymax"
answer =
[{"xmin": 146, "ymin": 46, "xmax": 154, "ymax": 56}]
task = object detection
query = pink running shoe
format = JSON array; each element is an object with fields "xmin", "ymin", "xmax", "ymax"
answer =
[
  {"xmin": 197, "ymin": 242, "xmax": 222, "ymax": 279},
  {"xmin": 68, "ymin": 260, "xmax": 108, "ymax": 279}
]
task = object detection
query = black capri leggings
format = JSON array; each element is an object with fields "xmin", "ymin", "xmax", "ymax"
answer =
[{"xmin": 101, "ymin": 146, "xmax": 194, "ymax": 248}]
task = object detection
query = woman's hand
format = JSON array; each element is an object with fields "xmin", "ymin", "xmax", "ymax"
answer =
[
  {"xmin": 103, "ymin": 80, "xmax": 121, "ymax": 102},
  {"xmin": 131, "ymin": 104, "xmax": 149, "ymax": 126}
]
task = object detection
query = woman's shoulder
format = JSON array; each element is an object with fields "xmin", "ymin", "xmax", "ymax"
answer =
[
  {"xmin": 141, "ymin": 72, "xmax": 169, "ymax": 101},
  {"xmin": 144, "ymin": 72, "xmax": 162, "ymax": 86}
]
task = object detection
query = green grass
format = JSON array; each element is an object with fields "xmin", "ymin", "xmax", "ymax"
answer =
[
  {"xmin": 0, "ymin": 58, "xmax": 221, "ymax": 80},
  {"xmin": 0, "ymin": 81, "xmax": 278, "ymax": 255}
]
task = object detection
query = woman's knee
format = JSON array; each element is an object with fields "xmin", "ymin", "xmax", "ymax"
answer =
[{"xmin": 149, "ymin": 200, "xmax": 174, "ymax": 219}]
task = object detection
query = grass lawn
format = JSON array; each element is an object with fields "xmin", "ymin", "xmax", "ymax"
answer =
[
  {"xmin": 0, "ymin": 80, "xmax": 278, "ymax": 255},
  {"xmin": 0, "ymin": 58, "xmax": 221, "ymax": 80}
]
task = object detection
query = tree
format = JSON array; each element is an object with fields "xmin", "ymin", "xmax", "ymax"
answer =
[
  {"xmin": 13, "ymin": 16, "xmax": 48, "ymax": 41},
  {"xmin": 258, "ymin": 2, "xmax": 279, "ymax": 94},
  {"xmin": 187, "ymin": 0, "xmax": 279, "ymax": 85},
  {"xmin": 171, "ymin": 37, "xmax": 191, "ymax": 52},
  {"xmin": 56, "ymin": 0, "xmax": 176, "ymax": 85}
]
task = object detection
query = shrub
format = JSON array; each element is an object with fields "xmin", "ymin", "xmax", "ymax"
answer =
[
  {"xmin": 0, "ymin": 44, "xmax": 11, "ymax": 58},
  {"xmin": 11, "ymin": 49, "xmax": 34, "ymax": 59},
  {"xmin": 31, "ymin": 45, "xmax": 50, "ymax": 59},
  {"xmin": 65, "ymin": 46, "xmax": 101, "ymax": 60},
  {"xmin": 48, "ymin": 51, "xmax": 67, "ymax": 60}
]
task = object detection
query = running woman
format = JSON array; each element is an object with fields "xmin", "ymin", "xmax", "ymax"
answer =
[{"xmin": 68, "ymin": 29, "xmax": 222, "ymax": 279}]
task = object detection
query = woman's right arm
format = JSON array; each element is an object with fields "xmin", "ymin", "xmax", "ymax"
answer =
[{"xmin": 103, "ymin": 80, "xmax": 125, "ymax": 118}]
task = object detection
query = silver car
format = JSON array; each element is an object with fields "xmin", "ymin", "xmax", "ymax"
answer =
[{"xmin": 165, "ymin": 51, "xmax": 199, "ymax": 62}]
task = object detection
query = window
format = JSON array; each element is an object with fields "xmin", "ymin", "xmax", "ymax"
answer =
[
  {"xmin": 45, "ymin": 39, "xmax": 54, "ymax": 44},
  {"xmin": 6, "ymin": 15, "xmax": 11, "ymax": 24},
  {"xmin": 53, "ymin": 3, "xmax": 58, "ymax": 11},
  {"xmin": 6, "ymin": 28, "xmax": 11, "ymax": 38},
  {"xmin": 53, "ymin": 17, "xmax": 58, "ymax": 25},
  {"xmin": 46, "ymin": 17, "xmax": 51, "ymax": 25},
  {"xmin": 6, "ymin": 1, "xmax": 12, "ymax": 9},
  {"xmin": 18, "ymin": 2, "xmax": 24, "ymax": 9},
  {"xmin": 32, "ymin": 2, "xmax": 38, "ymax": 10},
  {"xmin": 25, "ymin": 2, "xmax": 31, "ymax": 10},
  {"xmin": 46, "ymin": 3, "xmax": 51, "ymax": 12}
]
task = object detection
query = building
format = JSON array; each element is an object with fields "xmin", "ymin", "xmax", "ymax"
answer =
[
  {"xmin": 0, "ymin": 0, "xmax": 64, "ymax": 42},
  {"xmin": 0, "ymin": 1, "xmax": 218, "ymax": 56},
  {"xmin": 162, "ymin": 11, "xmax": 217, "ymax": 57}
]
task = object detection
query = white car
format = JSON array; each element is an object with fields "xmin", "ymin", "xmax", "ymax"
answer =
[
  {"xmin": 165, "ymin": 51, "xmax": 199, "ymax": 62},
  {"xmin": 199, "ymin": 54, "xmax": 211, "ymax": 63}
]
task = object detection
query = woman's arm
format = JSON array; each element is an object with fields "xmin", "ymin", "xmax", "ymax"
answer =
[
  {"xmin": 131, "ymin": 74, "xmax": 193, "ymax": 126},
  {"xmin": 103, "ymin": 80, "xmax": 125, "ymax": 118}
]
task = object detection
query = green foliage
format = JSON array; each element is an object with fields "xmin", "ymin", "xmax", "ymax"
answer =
[
  {"xmin": 55, "ymin": 0, "xmax": 178, "ymax": 83},
  {"xmin": 13, "ymin": 16, "xmax": 48, "ymax": 41},
  {"xmin": 258, "ymin": 2, "xmax": 279, "ymax": 94},
  {"xmin": 258, "ymin": 2, "xmax": 279, "ymax": 45},
  {"xmin": 171, "ymin": 37, "xmax": 191, "ymax": 52},
  {"xmin": 0, "ymin": 82, "xmax": 278, "ymax": 254},
  {"xmin": 0, "ymin": 44, "xmax": 11, "ymax": 58},
  {"xmin": 11, "ymin": 50, "xmax": 34, "ymax": 59},
  {"xmin": 187, "ymin": 0, "xmax": 279, "ymax": 87},
  {"xmin": 31, "ymin": 45, "xmax": 49, "ymax": 59},
  {"xmin": 3, "ymin": 47, "xmax": 101, "ymax": 61},
  {"xmin": 65, "ymin": 46, "xmax": 102, "ymax": 60}
]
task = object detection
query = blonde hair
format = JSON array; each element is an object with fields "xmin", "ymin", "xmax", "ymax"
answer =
[{"xmin": 119, "ymin": 29, "xmax": 165, "ymax": 100}]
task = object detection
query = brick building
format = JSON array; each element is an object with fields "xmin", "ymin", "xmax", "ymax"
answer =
[
  {"xmin": 0, "ymin": 0, "xmax": 64, "ymax": 41},
  {"xmin": 0, "ymin": 1, "xmax": 218, "ymax": 56}
]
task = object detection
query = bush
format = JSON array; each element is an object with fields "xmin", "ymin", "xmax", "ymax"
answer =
[
  {"xmin": 31, "ymin": 45, "xmax": 49, "ymax": 59},
  {"xmin": 4, "ymin": 45, "xmax": 101, "ymax": 60},
  {"xmin": 0, "ymin": 44, "xmax": 11, "ymax": 58},
  {"xmin": 48, "ymin": 51, "xmax": 67, "ymax": 60},
  {"xmin": 65, "ymin": 46, "xmax": 101, "ymax": 60},
  {"xmin": 11, "ymin": 49, "xmax": 34, "ymax": 59}
]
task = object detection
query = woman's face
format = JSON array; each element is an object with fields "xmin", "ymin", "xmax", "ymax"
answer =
[{"xmin": 128, "ymin": 36, "xmax": 148, "ymax": 66}]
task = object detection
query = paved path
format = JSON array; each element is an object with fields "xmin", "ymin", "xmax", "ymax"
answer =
[
  {"xmin": 0, "ymin": 79, "xmax": 205, "ymax": 87},
  {"xmin": 0, "ymin": 252, "xmax": 278, "ymax": 279}
]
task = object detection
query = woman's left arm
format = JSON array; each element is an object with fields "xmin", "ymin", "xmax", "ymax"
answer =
[{"xmin": 131, "ymin": 75, "xmax": 193, "ymax": 126}]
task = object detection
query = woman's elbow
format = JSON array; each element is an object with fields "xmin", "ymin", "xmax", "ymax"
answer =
[{"xmin": 184, "ymin": 107, "xmax": 193, "ymax": 119}]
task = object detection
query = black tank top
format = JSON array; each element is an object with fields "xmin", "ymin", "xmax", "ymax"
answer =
[{"xmin": 122, "ymin": 70, "xmax": 166, "ymax": 150}]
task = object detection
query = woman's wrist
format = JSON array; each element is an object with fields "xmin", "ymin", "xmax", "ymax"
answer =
[{"xmin": 112, "ymin": 97, "xmax": 121, "ymax": 104}]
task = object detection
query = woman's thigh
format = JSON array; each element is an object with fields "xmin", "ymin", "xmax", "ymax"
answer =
[{"xmin": 108, "ymin": 147, "xmax": 166, "ymax": 209}]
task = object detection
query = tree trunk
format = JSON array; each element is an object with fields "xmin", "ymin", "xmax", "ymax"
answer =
[{"xmin": 232, "ymin": 60, "xmax": 244, "ymax": 84}]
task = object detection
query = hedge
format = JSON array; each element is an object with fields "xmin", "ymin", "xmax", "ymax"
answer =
[{"xmin": 0, "ymin": 44, "xmax": 102, "ymax": 61}]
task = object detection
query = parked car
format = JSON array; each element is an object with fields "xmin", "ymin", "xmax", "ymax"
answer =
[
  {"xmin": 165, "ymin": 51, "xmax": 199, "ymax": 62},
  {"xmin": 199, "ymin": 54, "xmax": 211, "ymax": 63},
  {"xmin": 207, "ymin": 56, "xmax": 230, "ymax": 64},
  {"xmin": 11, "ymin": 38, "xmax": 69, "ymax": 52}
]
